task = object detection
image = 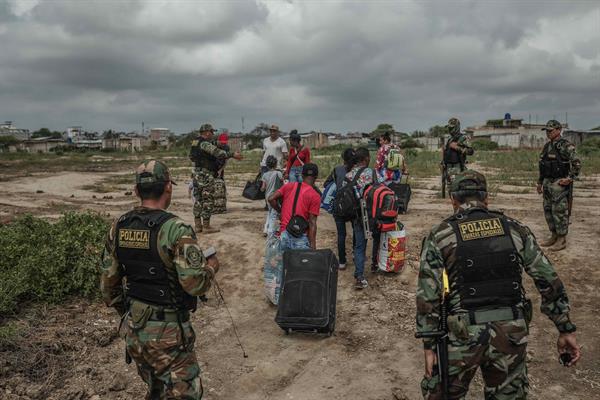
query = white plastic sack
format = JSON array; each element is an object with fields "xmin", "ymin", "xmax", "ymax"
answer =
[
  {"xmin": 377, "ymin": 224, "xmax": 406, "ymax": 273},
  {"xmin": 264, "ymin": 235, "xmax": 283, "ymax": 305}
]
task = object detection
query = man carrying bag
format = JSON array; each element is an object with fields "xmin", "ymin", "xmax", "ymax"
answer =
[{"xmin": 268, "ymin": 163, "xmax": 321, "ymax": 251}]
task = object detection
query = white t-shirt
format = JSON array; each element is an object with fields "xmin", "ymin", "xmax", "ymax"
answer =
[{"xmin": 261, "ymin": 137, "xmax": 288, "ymax": 168}]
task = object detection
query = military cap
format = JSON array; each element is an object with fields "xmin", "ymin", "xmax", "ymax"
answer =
[
  {"xmin": 269, "ymin": 124, "xmax": 280, "ymax": 132},
  {"xmin": 450, "ymin": 170, "xmax": 487, "ymax": 193},
  {"xmin": 447, "ymin": 117, "xmax": 460, "ymax": 128},
  {"xmin": 541, "ymin": 119, "xmax": 562, "ymax": 131},
  {"xmin": 135, "ymin": 159, "xmax": 176, "ymax": 185},
  {"xmin": 199, "ymin": 123, "xmax": 215, "ymax": 132}
]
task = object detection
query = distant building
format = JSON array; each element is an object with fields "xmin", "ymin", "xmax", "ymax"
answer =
[
  {"xmin": 149, "ymin": 128, "xmax": 171, "ymax": 148},
  {"xmin": 102, "ymin": 132, "xmax": 146, "ymax": 152},
  {"xmin": 466, "ymin": 115, "xmax": 567, "ymax": 149},
  {"xmin": 18, "ymin": 137, "xmax": 66, "ymax": 153},
  {"xmin": 67, "ymin": 126, "xmax": 83, "ymax": 141},
  {"xmin": 0, "ymin": 121, "xmax": 30, "ymax": 140},
  {"xmin": 563, "ymin": 129, "xmax": 600, "ymax": 146},
  {"xmin": 326, "ymin": 132, "xmax": 369, "ymax": 147}
]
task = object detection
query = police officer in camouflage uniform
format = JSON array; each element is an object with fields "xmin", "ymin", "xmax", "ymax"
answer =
[
  {"xmin": 417, "ymin": 170, "xmax": 580, "ymax": 400},
  {"xmin": 442, "ymin": 118, "xmax": 474, "ymax": 190},
  {"xmin": 536, "ymin": 120, "xmax": 581, "ymax": 252},
  {"xmin": 101, "ymin": 160, "xmax": 220, "ymax": 400},
  {"xmin": 189, "ymin": 124, "xmax": 242, "ymax": 233}
]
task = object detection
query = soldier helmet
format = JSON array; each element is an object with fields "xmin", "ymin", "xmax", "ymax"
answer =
[
  {"xmin": 541, "ymin": 119, "xmax": 562, "ymax": 131},
  {"xmin": 199, "ymin": 123, "xmax": 215, "ymax": 133},
  {"xmin": 136, "ymin": 159, "xmax": 176, "ymax": 186},
  {"xmin": 450, "ymin": 170, "xmax": 486, "ymax": 194}
]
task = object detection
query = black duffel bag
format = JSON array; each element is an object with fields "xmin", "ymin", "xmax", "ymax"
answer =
[{"xmin": 242, "ymin": 173, "xmax": 265, "ymax": 200}]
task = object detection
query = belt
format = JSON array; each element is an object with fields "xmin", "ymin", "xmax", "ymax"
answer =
[
  {"xmin": 148, "ymin": 309, "xmax": 190, "ymax": 323},
  {"xmin": 464, "ymin": 307, "xmax": 523, "ymax": 325}
]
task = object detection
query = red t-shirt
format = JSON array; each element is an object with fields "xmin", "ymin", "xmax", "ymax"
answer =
[
  {"xmin": 286, "ymin": 146, "xmax": 311, "ymax": 173},
  {"xmin": 277, "ymin": 182, "xmax": 321, "ymax": 233}
]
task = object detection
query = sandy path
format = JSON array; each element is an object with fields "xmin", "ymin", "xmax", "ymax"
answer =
[{"xmin": 1, "ymin": 170, "xmax": 599, "ymax": 400}]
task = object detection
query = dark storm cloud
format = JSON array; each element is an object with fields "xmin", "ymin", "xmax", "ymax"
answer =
[{"xmin": 0, "ymin": 0, "xmax": 599, "ymax": 133}]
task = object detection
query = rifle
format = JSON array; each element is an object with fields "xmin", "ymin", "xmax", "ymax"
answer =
[
  {"xmin": 415, "ymin": 269, "xmax": 450, "ymax": 400},
  {"xmin": 440, "ymin": 162, "xmax": 447, "ymax": 199},
  {"xmin": 567, "ymin": 181, "xmax": 573, "ymax": 219},
  {"xmin": 355, "ymin": 186, "xmax": 372, "ymax": 240}
]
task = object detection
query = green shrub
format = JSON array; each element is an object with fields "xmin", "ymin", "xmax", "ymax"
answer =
[
  {"xmin": 472, "ymin": 139, "xmax": 499, "ymax": 151},
  {"xmin": 579, "ymin": 137, "xmax": 600, "ymax": 156},
  {"xmin": 0, "ymin": 212, "xmax": 109, "ymax": 315}
]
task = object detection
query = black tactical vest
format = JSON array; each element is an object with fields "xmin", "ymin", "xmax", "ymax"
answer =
[
  {"xmin": 539, "ymin": 139, "xmax": 570, "ymax": 179},
  {"xmin": 445, "ymin": 208, "xmax": 523, "ymax": 311},
  {"xmin": 190, "ymin": 137, "xmax": 218, "ymax": 172},
  {"xmin": 443, "ymin": 134, "xmax": 465, "ymax": 165},
  {"xmin": 115, "ymin": 209, "xmax": 197, "ymax": 311}
]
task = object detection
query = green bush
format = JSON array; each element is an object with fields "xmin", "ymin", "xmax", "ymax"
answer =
[
  {"xmin": 0, "ymin": 212, "xmax": 109, "ymax": 316},
  {"xmin": 472, "ymin": 139, "xmax": 499, "ymax": 151},
  {"xmin": 579, "ymin": 137, "xmax": 600, "ymax": 156}
]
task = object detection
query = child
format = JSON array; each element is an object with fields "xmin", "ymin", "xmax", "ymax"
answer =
[{"xmin": 261, "ymin": 155, "xmax": 283, "ymax": 238}]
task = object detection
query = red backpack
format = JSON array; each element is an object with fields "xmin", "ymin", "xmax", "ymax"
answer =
[{"xmin": 363, "ymin": 184, "xmax": 398, "ymax": 232}]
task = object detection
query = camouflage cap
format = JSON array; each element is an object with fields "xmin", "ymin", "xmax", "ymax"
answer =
[
  {"xmin": 541, "ymin": 119, "xmax": 562, "ymax": 131},
  {"xmin": 135, "ymin": 159, "xmax": 176, "ymax": 186},
  {"xmin": 447, "ymin": 117, "xmax": 460, "ymax": 128},
  {"xmin": 199, "ymin": 123, "xmax": 215, "ymax": 132},
  {"xmin": 450, "ymin": 169, "xmax": 487, "ymax": 193}
]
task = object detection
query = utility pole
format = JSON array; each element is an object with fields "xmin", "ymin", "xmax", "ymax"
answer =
[
  {"xmin": 142, "ymin": 121, "xmax": 144, "ymax": 135},
  {"xmin": 241, "ymin": 117, "xmax": 245, "ymax": 133},
  {"xmin": 565, "ymin": 112, "xmax": 568, "ymax": 127}
]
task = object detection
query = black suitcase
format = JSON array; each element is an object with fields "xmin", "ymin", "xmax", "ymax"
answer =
[
  {"xmin": 275, "ymin": 249, "xmax": 338, "ymax": 335},
  {"xmin": 389, "ymin": 182, "xmax": 411, "ymax": 214}
]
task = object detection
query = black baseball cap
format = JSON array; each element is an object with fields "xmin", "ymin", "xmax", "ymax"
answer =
[{"xmin": 302, "ymin": 163, "xmax": 318, "ymax": 177}]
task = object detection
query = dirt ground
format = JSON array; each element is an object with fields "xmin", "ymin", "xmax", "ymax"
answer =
[{"xmin": 1, "ymin": 163, "xmax": 599, "ymax": 400}]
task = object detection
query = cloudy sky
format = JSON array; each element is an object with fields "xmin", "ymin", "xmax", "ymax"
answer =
[{"xmin": 1, "ymin": 0, "xmax": 599, "ymax": 134}]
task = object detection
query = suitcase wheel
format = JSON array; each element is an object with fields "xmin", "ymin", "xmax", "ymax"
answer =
[{"xmin": 285, "ymin": 328, "xmax": 291, "ymax": 335}]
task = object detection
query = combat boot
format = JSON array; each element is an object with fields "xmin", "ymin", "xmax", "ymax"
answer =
[
  {"xmin": 203, "ymin": 220, "xmax": 220, "ymax": 234},
  {"xmin": 194, "ymin": 217, "xmax": 203, "ymax": 233},
  {"xmin": 549, "ymin": 235, "xmax": 567, "ymax": 252},
  {"xmin": 540, "ymin": 232, "xmax": 557, "ymax": 247}
]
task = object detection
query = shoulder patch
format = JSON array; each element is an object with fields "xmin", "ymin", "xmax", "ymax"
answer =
[{"xmin": 185, "ymin": 245, "xmax": 203, "ymax": 269}]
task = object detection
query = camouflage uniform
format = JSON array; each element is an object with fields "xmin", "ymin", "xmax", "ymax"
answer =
[
  {"xmin": 538, "ymin": 120, "xmax": 581, "ymax": 239},
  {"xmin": 213, "ymin": 143, "xmax": 230, "ymax": 214},
  {"xmin": 417, "ymin": 171, "xmax": 575, "ymax": 400},
  {"xmin": 213, "ymin": 178, "xmax": 227, "ymax": 214},
  {"xmin": 443, "ymin": 118, "xmax": 474, "ymax": 188},
  {"xmin": 189, "ymin": 124, "xmax": 234, "ymax": 231},
  {"xmin": 101, "ymin": 160, "xmax": 215, "ymax": 400}
]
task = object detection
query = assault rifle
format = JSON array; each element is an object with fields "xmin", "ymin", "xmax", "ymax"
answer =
[
  {"xmin": 440, "ymin": 162, "xmax": 447, "ymax": 199},
  {"xmin": 355, "ymin": 186, "xmax": 372, "ymax": 240},
  {"xmin": 567, "ymin": 181, "xmax": 573, "ymax": 219},
  {"xmin": 415, "ymin": 269, "xmax": 450, "ymax": 400}
]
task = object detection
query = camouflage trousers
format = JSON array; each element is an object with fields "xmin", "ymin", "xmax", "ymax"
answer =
[
  {"xmin": 213, "ymin": 178, "xmax": 227, "ymax": 214},
  {"xmin": 192, "ymin": 168, "xmax": 215, "ymax": 222},
  {"xmin": 421, "ymin": 318, "xmax": 529, "ymax": 400},
  {"xmin": 446, "ymin": 163, "xmax": 466, "ymax": 195},
  {"xmin": 542, "ymin": 178, "xmax": 570, "ymax": 236},
  {"xmin": 126, "ymin": 320, "xmax": 203, "ymax": 400}
]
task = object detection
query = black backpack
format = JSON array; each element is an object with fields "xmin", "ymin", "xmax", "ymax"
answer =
[{"xmin": 332, "ymin": 167, "xmax": 366, "ymax": 221}]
